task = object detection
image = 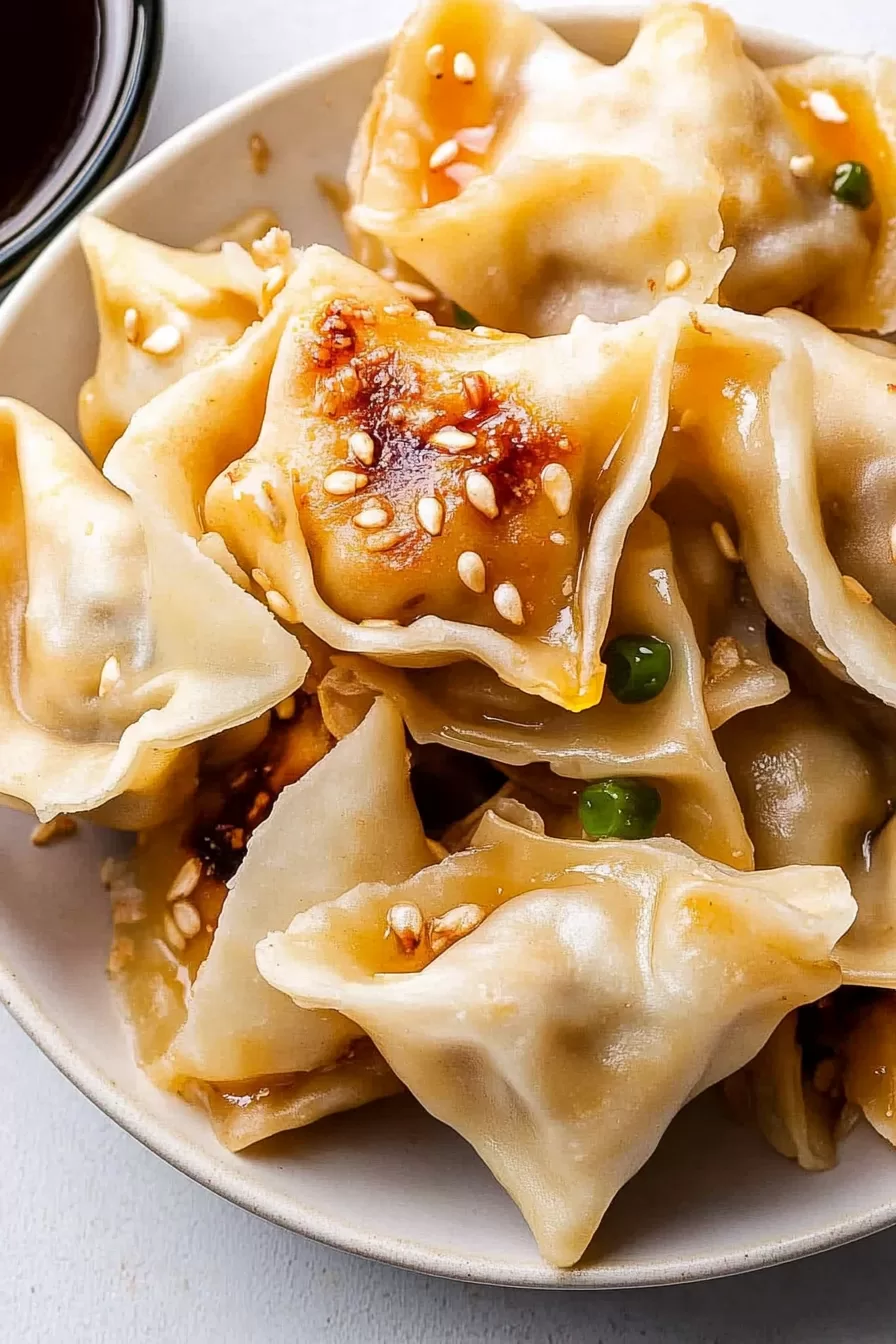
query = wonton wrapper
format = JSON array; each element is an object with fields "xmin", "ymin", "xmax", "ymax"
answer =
[
  {"xmin": 198, "ymin": 249, "xmax": 682, "ymax": 709},
  {"xmin": 0, "ymin": 400, "xmax": 307, "ymax": 825},
  {"xmin": 78, "ymin": 217, "xmax": 275, "ymax": 462},
  {"xmin": 347, "ymin": 0, "xmax": 871, "ymax": 335},
  {"xmin": 843, "ymin": 994, "xmax": 896, "ymax": 1145},
  {"xmin": 258, "ymin": 811, "xmax": 854, "ymax": 1266},
  {"xmin": 322, "ymin": 509, "xmax": 752, "ymax": 868}
]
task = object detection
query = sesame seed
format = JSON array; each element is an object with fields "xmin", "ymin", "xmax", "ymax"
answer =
[
  {"xmin": 444, "ymin": 161, "xmax": 481, "ymax": 190},
  {"xmin": 493, "ymin": 581, "xmax": 524, "ymax": 625},
  {"xmin": 664, "ymin": 258, "xmax": 691, "ymax": 291},
  {"xmin": 266, "ymin": 589, "xmax": 298, "ymax": 623},
  {"xmin": 550, "ymin": 531, "xmax": 565, "ymax": 545},
  {"xmin": 457, "ymin": 550, "xmax": 486, "ymax": 593},
  {"xmin": 816, "ymin": 644, "xmax": 838, "ymax": 661},
  {"xmin": 393, "ymin": 279, "xmax": 438, "ymax": 303},
  {"xmin": 348, "ymin": 430, "xmax": 376, "ymax": 466},
  {"xmin": 353, "ymin": 503, "xmax": 391, "ymax": 530},
  {"xmin": 387, "ymin": 902, "xmax": 424, "ymax": 954},
  {"xmin": 430, "ymin": 425, "xmax": 477, "ymax": 452},
  {"xmin": 424, "ymin": 43, "xmax": 446, "ymax": 77},
  {"xmin": 472, "ymin": 325, "xmax": 503, "ymax": 338},
  {"xmin": 123, "ymin": 307, "xmax": 140, "ymax": 344},
  {"xmin": 428, "ymin": 138, "xmax": 459, "ymax": 171},
  {"xmin": 414, "ymin": 309, "xmax": 436, "ymax": 325},
  {"xmin": 453, "ymin": 51, "xmax": 476, "ymax": 82},
  {"xmin": 541, "ymin": 463, "xmax": 572, "ymax": 517},
  {"xmin": 428, "ymin": 902, "xmax": 485, "ymax": 954},
  {"xmin": 416, "ymin": 495, "xmax": 445, "ymax": 536},
  {"xmin": 163, "ymin": 913, "xmax": 186, "ymax": 953},
  {"xmin": 165, "ymin": 856, "xmax": 202, "ymax": 903},
  {"xmin": 249, "ymin": 132, "xmax": 271, "ymax": 173},
  {"xmin": 383, "ymin": 301, "xmax": 414, "ymax": 317},
  {"xmin": 465, "ymin": 470, "xmax": 498, "ymax": 518},
  {"xmin": 251, "ymin": 567, "xmax": 273, "ymax": 591},
  {"xmin": 171, "ymin": 899, "xmax": 201, "ymax": 939},
  {"xmin": 360, "ymin": 617, "xmax": 401, "ymax": 627},
  {"xmin": 462, "ymin": 371, "xmax": 490, "ymax": 410},
  {"xmin": 30, "ymin": 815, "xmax": 77, "ymax": 847},
  {"xmin": 275, "ymin": 695, "xmax": 296, "ymax": 720},
  {"xmin": 843, "ymin": 574, "xmax": 873, "ymax": 604},
  {"xmin": 98, "ymin": 654, "xmax": 121, "ymax": 698},
  {"xmin": 806, "ymin": 90, "xmax": 848, "ymax": 123},
  {"xmin": 323, "ymin": 469, "xmax": 368, "ymax": 496},
  {"xmin": 789, "ymin": 153, "xmax": 816, "ymax": 178},
  {"xmin": 455, "ymin": 124, "xmax": 495, "ymax": 154},
  {"xmin": 141, "ymin": 324, "xmax": 183, "ymax": 356},
  {"xmin": 711, "ymin": 520, "xmax": 740, "ymax": 563}
]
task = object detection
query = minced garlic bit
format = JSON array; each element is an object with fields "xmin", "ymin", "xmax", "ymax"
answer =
[
  {"xmin": 428, "ymin": 902, "xmax": 486, "ymax": 954},
  {"xmin": 453, "ymin": 51, "xmax": 477, "ymax": 83},
  {"xmin": 705, "ymin": 635, "xmax": 744, "ymax": 683},
  {"xmin": 251, "ymin": 226, "xmax": 292, "ymax": 270},
  {"xmin": 430, "ymin": 425, "xmax": 477, "ymax": 453},
  {"xmin": 806, "ymin": 90, "xmax": 848, "ymax": 124},
  {"xmin": 464, "ymin": 470, "xmax": 499, "ymax": 519},
  {"xmin": 249, "ymin": 132, "xmax": 271, "ymax": 174},
  {"xmin": 457, "ymin": 550, "xmax": 486, "ymax": 593},
  {"xmin": 416, "ymin": 495, "xmax": 445, "ymax": 536},
  {"xmin": 266, "ymin": 589, "xmax": 298, "ymax": 623},
  {"xmin": 664, "ymin": 258, "xmax": 691, "ymax": 291},
  {"xmin": 123, "ymin": 307, "xmax": 140, "ymax": 344},
  {"xmin": 493, "ymin": 581, "xmax": 524, "ymax": 626},
  {"xmin": 711, "ymin": 520, "xmax": 740, "ymax": 563},
  {"xmin": 387, "ymin": 902, "xmax": 424, "ymax": 954},
  {"xmin": 98, "ymin": 654, "xmax": 121, "ymax": 698},
  {"xmin": 428, "ymin": 138, "xmax": 459, "ymax": 171},
  {"xmin": 789, "ymin": 153, "xmax": 816, "ymax": 178},
  {"xmin": 424, "ymin": 43, "xmax": 446, "ymax": 77},
  {"xmin": 541, "ymin": 463, "xmax": 572, "ymax": 518},
  {"xmin": 166, "ymin": 855, "xmax": 202, "ymax": 903},
  {"xmin": 141, "ymin": 323, "xmax": 182, "ymax": 357},
  {"xmin": 462, "ymin": 371, "xmax": 490, "ymax": 410},
  {"xmin": 30, "ymin": 815, "xmax": 78, "ymax": 847},
  {"xmin": 842, "ymin": 573, "xmax": 873, "ymax": 604}
]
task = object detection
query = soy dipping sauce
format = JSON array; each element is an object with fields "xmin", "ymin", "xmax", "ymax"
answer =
[{"xmin": 0, "ymin": 0, "xmax": 101, "ymax": 230}]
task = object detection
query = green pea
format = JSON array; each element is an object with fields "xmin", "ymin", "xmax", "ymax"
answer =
[
  {"xmin": 452, "ymin": 303, "xmax": 478, "ymax": 329},
  {"xmin": 831, "ymin": 161, "xmax": 874, "ymax": 210},
  {"xmin": 604, "ymin": 634, "xmax": 672, "ymax": 704},
  {"xmin": 579, "ymin": 779, "xmax": 662, "ymax": 841}
]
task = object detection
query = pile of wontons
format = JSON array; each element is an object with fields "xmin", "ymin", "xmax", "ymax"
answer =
[{"xmin": 10, "ymin": 0, "xmax": 896, "ymax": 1268}]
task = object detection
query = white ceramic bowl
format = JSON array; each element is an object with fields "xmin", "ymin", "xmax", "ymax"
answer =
[{"xmin": 3, "ymin": 6, "xmax": 896, "ymax": 1289}]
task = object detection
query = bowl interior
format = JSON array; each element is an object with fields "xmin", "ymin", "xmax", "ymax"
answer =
[{"xmin": 1, "ymin": 8, "xmax": 893, "ymax": 1289}]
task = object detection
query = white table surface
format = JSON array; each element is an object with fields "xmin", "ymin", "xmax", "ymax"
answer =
[{"xmin": 5, "ymin": 0, "xmax": 896, "ymax": 1339}]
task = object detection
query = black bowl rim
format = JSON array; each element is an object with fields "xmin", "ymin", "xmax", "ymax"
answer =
[{"xmin": 0, "ymin": 0, "xmax": 164, "ymax": 288}]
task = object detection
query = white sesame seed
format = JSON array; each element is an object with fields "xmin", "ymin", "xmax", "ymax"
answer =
[
  {"xmin": 806, "ymin": 89, "xmax": 848, "ymax": 123},
  {"xmin": 453, "ymin": 51, "xmax": 477, "ymax": 83},
  {"xmin": 251, "ymin": 567, "xmax": 273, "ymax": 591},
  {"xmin": 457, "ymin": 550, "xmax": 486, "ymax": 593},
  {"xmin": 364, "ymin": 531, "xmax": 409, "ymax": 553},
  {"xmin": 430, "ymin": 425, "xmax": 477, "ymax": 452},
  {"xmin": 424, "ymin": 42, "xmax": 446, "ymax": 77},
  {"xmin": 249, "ymin": 132, "xmax": 271, "ymax": 174},
  {"xmin": 165, "ymin": 856, "xmax": 202, "ymax": 903},
  {"xmin": 465, "ymin": 470, "xmax": 498, "ymax": 519},
  {"xmin": 141, "ymin": 323, "xmax": 183, "ymax": 356},
  {"xmin": 493, "ymin": 581, "xmax": 524, "ymax": 625},
  {"xmin": 98, "ymin": 655, "xmax": 121, "ymax": 698},
  {"xmin": 428, "ymin": 138, "xmax": 459, "ymax": 171},
  {"xmin": 843, "ymin": 574, "xmax": 873, "ymax": 604},
  {"xmin": 164, "ymin": 913, "xmax": 187, "ymax": 953},
  {"xmin": 789, "ymin": 153, "xmax": 816, "ymax": 178},
  {"xmin": 455, "ymin": 124, "xmax": 495, "ymax": 155},
  {"xmin": 348, "ymin": 430, "xmax": 376, "ymax": 466},
  {"xmin": 266, "ymin": 589, "xmax": 298, "ymax": 623},
  {"xmin": 444, "ymin": 161, "xmax": 481, "ymax": 190},
  {"xmin": 393, "ymin": 279, "xmax": 438, "ymax": 303},
  {"xmin": 323, "ymin": 469, "xmax": 368, "ymax": 496},
  {"xmin": 353, "ymin": 503, "xmax": 391, "ymax": 530},
  {"xmin": 123, "ymin": 307, "xmax": 140, "ymax": 344},
  {"xmin": 30, "ymin": 815, "xmax": 77, "ymax": 847},
  {"xmin": 428, "ymin": 902, "xmax": 485, "ymax": 954},
  {"xmin": 550, "ymin": 531, "xmax": 565, "ymax": 545},
  {"xmin": 664, "ymin": 258, "xmax": 691, "ymax": 291},
  {"xmin": 416, "ymin": 495, "xmax": 445, "ymax": 536},
  {"xmin": 360, "ymin": 617, "xmax": 401, "ymax": 627},
  {"xmin": 711, "ymin": 520, "xmax": 740, "ymax": 563},
  {"xmin": 472, "ymin": 325, "xmax": 503, "ymax": 338},
  {"xmin": 172, "ymin": 899, "xmax": 202, "ymax": 939},
  {"xmin": 275, "ymin": 695, "xmax": 296, "ymax": 720},
  {"xmin": 541, "ymin": 463, "xmax": 572, "ymax": 517},
  {"xmin": 462, "ymin": 371, "xmax": 490, "ymax": 410},
  {"xmin": 387, "ymin": 902, "xmax": 424, "ymax": 954},
  {"xmin": 414, "ymin": 309, "xmax": 436, "ymax": 325}
]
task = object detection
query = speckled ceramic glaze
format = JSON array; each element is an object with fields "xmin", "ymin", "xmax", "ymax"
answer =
[{"xmin": 3, "ymin": 8, "xmax": 896, "ymax": 1288}]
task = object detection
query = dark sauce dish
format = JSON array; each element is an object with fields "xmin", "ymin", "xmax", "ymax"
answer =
[{"xmin": 0, "ymin": 0, "xmax": 163, "ymax": 290}]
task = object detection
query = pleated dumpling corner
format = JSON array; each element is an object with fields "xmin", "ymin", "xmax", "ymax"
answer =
[
  {"xmin": 0, "ymin": 398, "xmax": 308, "ymax": 826},
  {"xmin": 257, "ymin": 810, "xmax": 855, "ymax": 1267}
]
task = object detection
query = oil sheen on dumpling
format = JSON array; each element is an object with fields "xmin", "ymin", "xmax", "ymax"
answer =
[
  {"xmin": 78, "ymin": 216, "xmax": 286, "ymax": 462},
  {"xmin": 198, "ymin": 248, "xmax": 682, "ymax": 710},
  {"xmin": 258, "ymin": 810, "xmax": 855, "ymax": 1266},
  {"xmin": 0, "ymin": 399, "xmax": 307, "ymax": 826},
  {"xmin": 347, "ymin": 0, "xmax": 869, "ymax": 334}
]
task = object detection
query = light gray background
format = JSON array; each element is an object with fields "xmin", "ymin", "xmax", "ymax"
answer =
[{"xmin": 4, "ymin": 0, "xmax": 896, "ymax": 1339}]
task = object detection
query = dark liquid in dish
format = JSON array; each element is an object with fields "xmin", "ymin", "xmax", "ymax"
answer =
[{"xmin": 0, "ymin": 0, "xmax": 101, "ymax": 227}]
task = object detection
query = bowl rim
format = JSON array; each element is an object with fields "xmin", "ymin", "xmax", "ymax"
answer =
[{"xmin": 0, "ymin": 3, "xmax": 889, "ymax": 1290}]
